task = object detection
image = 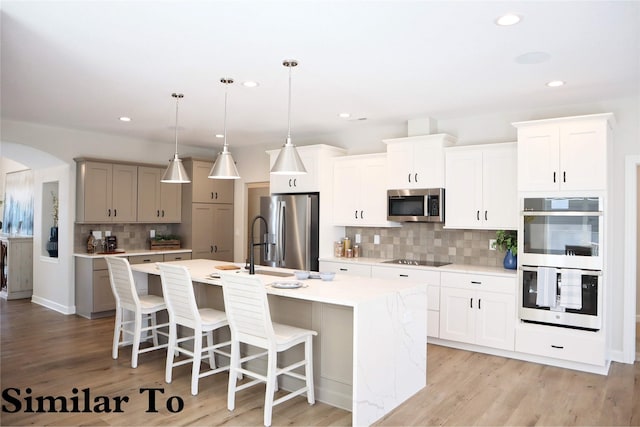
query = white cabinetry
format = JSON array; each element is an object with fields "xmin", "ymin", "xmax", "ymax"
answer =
[
  {"xmin": 371, "ymin": 265, "xmax": 441, "ymax": 339},
  {"xmin": 515, "ymin": 323, "xmax": 605, "ymax": 366},
  {"xmin": 439, "ymin": 271, "xmax": 516, "ymax": 351},
  {"xmin": 267, "ymin": 145, "xmax": 345, "ymax": 194},
  {"xmin": 445, "ymin": 142, "xmax": 517, "ymax": 229},
  {"xmin": 384, "ymin": 134, "xmax": 456, "ymax": 189},
  {"xmin": 319, "ymin": 260, "xmax": 373, "ymax": 277},
  {"xmin": 513, "ymin": 113, "xmax": 613, "ymax": 192},
  {"xmin": 332, "ymin": 154, "xmax": 399, "ymax": 227}
]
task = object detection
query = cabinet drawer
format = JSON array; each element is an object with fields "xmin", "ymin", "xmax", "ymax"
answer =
[
  {"xmin": 128, "ymin": 254, "xmax": 164, "ymax": 265},
  {"xmin": 440, "ymin": 272, "xmax": 515, "ymax": 294},
  {"xmin": 163, "ymin": 253, "xmax": 192, "ymax": 262},
  {"xmin": 515, "ymin": 325, "xmax": 605, "ymax": 366},
  {"xmin": 319, "ymin": 261, "xmax": 372, "ymax": 277},
  {"xmin": 371, "ymin": 266, "xmax": 440, "ymax": 284},
  {"xmin": 93, "ymin": 258, "xmax": 108, "ymax": 271}
]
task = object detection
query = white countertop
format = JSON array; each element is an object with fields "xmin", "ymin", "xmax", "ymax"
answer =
[
  {"xmin": 74, "ymin": 248, "xmax": 192, "ymax": 258},
  {"xmin": 319, "ymin": 256, "xmax": 517, "ymax": 277},
  {"xmin": 130, "ymin": 258, "xmax": 428, "ymax": 307}
]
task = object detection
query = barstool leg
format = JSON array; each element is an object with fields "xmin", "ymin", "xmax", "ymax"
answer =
[
  {"xmin": 151, "ymin": 312, "xmax": 159, "ymax": 347},
  {"xmin": 263, "ymin": 348, "xmax": 277, "ymax": 427},
  {"xmin": 112, "ymin": 307, "xmax": 122, "ymax": 360},
  {"xmin": 227, "ymin": 339, "xmax": 239, "ymax": 411},
  {"xmin": 206, "ymin": 330, "xmax": 215, "ymax": 368},
  {"xmin": 165, "ymin": 323, "xmax": 176, "ymax": 384},
  {"xmin": 305, "ymin": 336, "xmax": 315, "ymax": 404},
  {"xmin": 131, "ymin": 312, "xmax": 142, "ymax": 368},
  {"xmin": 191, "ymin": 329, "xmax": 202, "ymax": 396}
]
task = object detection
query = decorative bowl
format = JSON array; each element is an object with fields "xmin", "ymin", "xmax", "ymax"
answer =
[
  {"xmin": 319, "ymin": 272, "xmax": 335, "ymax": 281},
  {"xmin": 294, "ymin": 271, "xmax": 310, "ymax": 280}
]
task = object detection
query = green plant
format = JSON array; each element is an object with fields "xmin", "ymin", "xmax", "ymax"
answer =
[
  {"xmin": 494, "ymin": 230, "xmax": 517, "ymax": 255},
  {"xmin": 153, "ymin": 234, "xmax": 180, "ymax": 241}
]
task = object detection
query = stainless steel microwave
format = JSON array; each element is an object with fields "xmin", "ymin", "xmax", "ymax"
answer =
[{"xmin": 387, "ymin": 188, "xmax": 444, "ymax": 222}]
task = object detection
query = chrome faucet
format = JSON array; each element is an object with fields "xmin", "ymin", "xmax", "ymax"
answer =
[{"xmin": 249, "ymin": 215, "xmax": 272, "ymax": 275}]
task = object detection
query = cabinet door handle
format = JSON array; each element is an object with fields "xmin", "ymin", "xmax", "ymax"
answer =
[
  {"xmin": 114, "ymin": 209, "xmax": 117, "ymax": 217},
  {"xmin": 211, "ymin": 192, "xmax": 214, "ymax": 199},
  {"xmin": 399, "ymin": 274, "xmax": 409, "ymax": 278},
  {"xmin": 339, "ymin": 268, "xmax": 348, "ymax": 271},
  {"xmin": 414, "ymin": 173, "xmax": 418, "ymax": 183},
  {"xmin": 476, "ymin": 210, "xmax": 480, "ymax": 221},
  {"xmin": 210, "ymin": 245, "xmax": 214, "ymax": 253},
  {"xmin": 471, "ymin": 281, "xmax": 482, "ymax": 285},
  {"xmin": 214, "ymin": 192, "xmax": 218, "ymax": 199},
  {"xmin": 360, "ymin": 210, "xmax": 364, "ymax": 219},
  {"xmin": 293, "ymin": 178, "xmax": 297, "ymax": 187},
  {"xmin": 408, "ymin": 173, "xmax": 412, "ymax": 183},
  {"xmin": 161, "ymin": 210, "xmax": 165, "ymax": 217},
  {"xmin": 108, "ymin": 209, "xmax": 111, "ymax": 217},
  {"xmin": 214, "ymin": 245, "xmax": 218, "ymax": 253},
  {"xmin": 289, "ymin": 178, "xmax": 292, "ymax": 187},
  {"xmin": 551, "ymin": 345, "xmax": 564, "ymax": 349},
  {"xmin": 478, "ymin": 299, "xmax": 481, "ymax": 309},
  {"xmin": 553, "ymin": 172, "xmax": 557, "ymax": 183},
  {"xmin": 470, "ymin": 298, "xmax": 473, "ymax": 308},
  {"xmin": 563, "ymin": 171, "xmax": 566, "ymax": 183},
  {"xmin": 484, "ymin": 210, "xmax": 488, "ymax": 221},
  {"xmin": 157, "ymin": 210, "xmax": 160, "ymax": 217}
]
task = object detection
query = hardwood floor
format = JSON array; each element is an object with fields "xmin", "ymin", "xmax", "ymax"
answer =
[{"xmin": 1, "ymin": 298, "xmax": 639, "ymax": 426}]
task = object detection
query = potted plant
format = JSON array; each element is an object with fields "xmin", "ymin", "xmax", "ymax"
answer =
[{"xmin": 494, "ymin": 230, "xmax": 517, "ymax": 270}]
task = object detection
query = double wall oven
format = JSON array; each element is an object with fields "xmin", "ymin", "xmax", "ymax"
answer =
[{"xmin": 519, "ymin": 197, "xmax": 603, "ymax": 331}]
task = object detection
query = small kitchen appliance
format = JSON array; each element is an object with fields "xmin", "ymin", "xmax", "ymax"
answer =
[{"xmin": 106, "ymin": 236, "xmax": 118, "ymax": 252}]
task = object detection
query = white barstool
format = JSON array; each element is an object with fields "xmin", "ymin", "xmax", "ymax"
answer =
[
  {"xmin": 221, "ymin": 273, "xmax": 317, "ymax": 427},
  {"xmin": 157, "ymin": 263, "xmax": 231, "ymax": 396},
  {"xmin": 105, "ymin": 257, "xmax": 169, "ymax": 368}
]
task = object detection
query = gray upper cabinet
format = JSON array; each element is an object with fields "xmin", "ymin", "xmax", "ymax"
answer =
[
  {"xmin": 137, "ymin": 166, "xmax": 182, "ymax": 223},
  {"xmin": 76, "ymin": 160, "xmax": 138, "ymax": 223},
  {"xmin": 190, "ymin": 159, "xmax": 234, "ymax": 204}
]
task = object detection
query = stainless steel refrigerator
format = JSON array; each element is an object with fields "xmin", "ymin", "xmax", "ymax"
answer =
[{"xmin": 258, "ymin": 193, "xmax": 319, "ymax": 272}]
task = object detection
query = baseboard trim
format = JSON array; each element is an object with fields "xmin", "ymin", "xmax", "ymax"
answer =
[{"xmin": 31, "ymin": 295, "xmax": 75, "ymax": 315}]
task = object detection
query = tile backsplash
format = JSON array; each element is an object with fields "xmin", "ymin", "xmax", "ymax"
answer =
[
  {"xmin": 74, "ymin": 223, "xmax": 179, "ymax": 253},
  {"xmin": 345, "ymin": 223, "xmax": 508, "ymax": 267}
]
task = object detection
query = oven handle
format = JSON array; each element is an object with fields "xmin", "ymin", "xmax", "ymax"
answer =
[
  {"xmin": 521, "ymin": 210, "xmax": 602, "ymax": 217},
  {"xmin": 520, "ymin": 265, "xmax": 602, "ymax": 276}
]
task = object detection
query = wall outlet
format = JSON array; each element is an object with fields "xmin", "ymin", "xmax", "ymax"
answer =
[
  {"xmin": 374, "ymin": 234, "xmax": 380, "ymax": 245},
  {"xmin": 94, "ymin": 230, "xmax": 103, "ymax": 239},
  {"xmin": 355, "ymin": 233, "xmax": 361, "ymax": 244},
  {"xmin": 150, "ymin": 229, "xmax": 156, "ymax": 238},
  {"xmin": 105, "ymin": 230, "xmax": 111, "ymax": 237},
  {"xmin": 489, "ymin": 239, "xmax": 496, "ymax": 250}
]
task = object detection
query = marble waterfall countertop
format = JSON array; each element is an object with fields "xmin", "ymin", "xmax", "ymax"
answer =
[{"xmin": 130, "ymin": 258, "xmax": 427, "ymax": 426}]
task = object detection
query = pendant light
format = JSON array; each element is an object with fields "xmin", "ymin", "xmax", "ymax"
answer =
[
  {"xmin": 270, "ymin": 59, "xmax": 307, "ymax": 175},
  {"xmin": 209, "ymin": 78, "xmax": 240, "ymax": 179},
  {"xmin": 161, "ymin": 93, "xmax": 191, "ymax": 183}
]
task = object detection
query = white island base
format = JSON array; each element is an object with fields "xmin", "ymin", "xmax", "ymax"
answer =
[{"xmin": 130, "ymin": 259, "xmax": 427, "ymax": 426}]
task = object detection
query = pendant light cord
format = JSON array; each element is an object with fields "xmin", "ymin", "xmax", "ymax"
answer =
[
  {"xmin": 287, "ymin": 63, "xmax": 292, "ymax": 142},
  {"xmin": 223, "ymin": 82, "xmax": 229, "ymax": 148},
  {"xmin": 172, "ymin": 93, "xmax": 184, "ymax": 156}
]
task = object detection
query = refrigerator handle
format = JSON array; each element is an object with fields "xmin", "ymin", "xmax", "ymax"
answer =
[
  {"xmin": 276, "ymin": 200, "xmax": 285, "ymax": 265},
  {"xmin": 281, "ymin": 204, "xmax": 286, "ymax": 262}
]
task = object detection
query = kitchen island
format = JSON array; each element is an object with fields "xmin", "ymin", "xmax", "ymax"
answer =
[{"xmin": 130, "ymin": 258, "xmax": 428, "ymax": 426}]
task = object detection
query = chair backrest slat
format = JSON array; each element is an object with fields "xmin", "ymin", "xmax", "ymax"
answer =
[
  {"xmin": 157, "ymin": 263, "xmax": 201, "ymax": 328},
  {"xmin": 106, "ymin": 257, "xmax": 139, "ymax": 311},
  {"xmin": 220, "ymin": 274, "xmax": 275, "ymax": 345}
]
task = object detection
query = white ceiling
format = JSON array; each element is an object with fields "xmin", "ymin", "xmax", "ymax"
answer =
[{"xmin": 2, "ymin": 1, "xmax": 639, "ymax": 150}]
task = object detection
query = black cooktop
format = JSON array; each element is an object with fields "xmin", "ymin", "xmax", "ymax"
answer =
[{"xmin": 382, "ymin": 259, "xmax": 451, "ymax": 267}]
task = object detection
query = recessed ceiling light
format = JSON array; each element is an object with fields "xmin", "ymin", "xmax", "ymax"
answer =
[
  {"xmin": 546, "ymin": 80, "xmax": 566, "ymax": 87},
  {"xmin": 242, "ymin": 81, "xmax": 259, "ymax": 88},
  {"xmin": 119, "ymin": 116, "xmax": 131, "ymax": 122},
  {"xmin": 338, "ymin": 113, "xmax": 351, "ymax": 119},
  {"xmin": 215, "ymin": 134, "xmax": 224, "ymax": 138},
  {"xmin": 495, "ymin": 13, "xmax": 521, "ymax": 26}
]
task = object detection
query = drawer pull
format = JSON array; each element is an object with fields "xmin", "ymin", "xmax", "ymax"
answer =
[
  {"xmin": 339, "ymin": 268, "xmax": 348, "ymax": 271},
  {"xmin": 399, "ymin": 274, "xmax": 409, "ymax": 278},
  {"xmin": 471, "ymin": 281, "xmax": 482, "ymax": 285},
  {"xmin": 551, "ymin": 345, "xmax": 564, "ymax": 349},
  {"xmin": 174, "ymin": 257, "xmax": 182, "ymax": 260},
  {"xmin": 142, "ymin": 259, "xmax": 151, "ymax": 263}
]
